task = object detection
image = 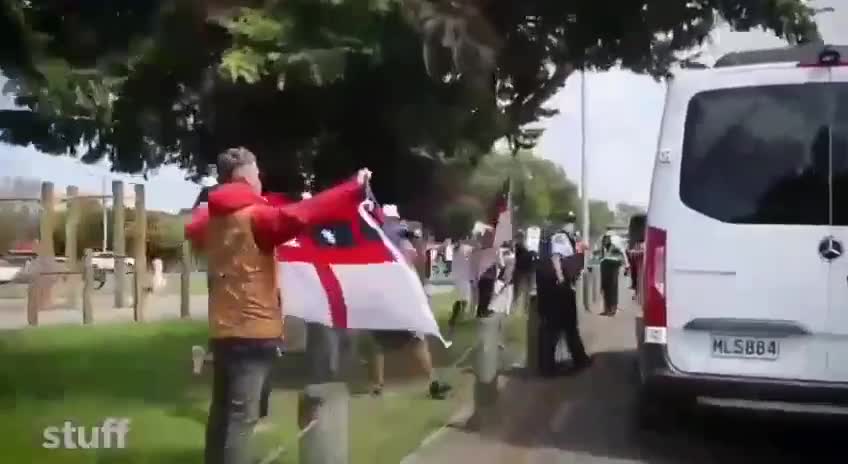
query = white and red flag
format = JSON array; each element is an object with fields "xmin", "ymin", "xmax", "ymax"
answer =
[
  {"xmin": 270, "ymin": 188, "xmax": 448, "ymax": 345},
  {"xmin": 472, "ymin": 179, "xmax": 512, "ymax": 279}
]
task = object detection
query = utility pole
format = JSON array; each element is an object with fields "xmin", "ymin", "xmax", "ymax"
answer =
[
  {"xmin": 580, "ymin": 70, "xmax": 590, "ymax": 245},
  {"xmin": 580, "ymin": 69, "xmax": 592, "ymax": 312}
]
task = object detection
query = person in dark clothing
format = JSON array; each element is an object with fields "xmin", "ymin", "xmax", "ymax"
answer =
[
  {"xmin": 476, "ymin": 263, "xmax": 497, "ymax": 318},
  {"xmin": 599, "ymin": 233, "xmax": 628, "ymax": 316},
  {"xmin": 369, "ymin": 205, "xmax": 452, "ymax": 399},
  {"xmin": 512, "ymin": 230, "xmax": 534, "ymax": 313},
  {"xmin": 627, "ymin": 242, "xmax": 643, "ymax": 300},
  {"xmin": 535, "ymin": 214, "xmax": 591, "ymax": 376}
]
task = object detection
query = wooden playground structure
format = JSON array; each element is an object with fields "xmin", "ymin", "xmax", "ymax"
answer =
[{"xmin": 1, "ymin": 180, "xmax": 193, "ymax": 326}]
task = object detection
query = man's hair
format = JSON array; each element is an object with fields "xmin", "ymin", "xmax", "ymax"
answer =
[{"xmin": 216, "ymin": 147, "xmax": 256, "ymax": 182}]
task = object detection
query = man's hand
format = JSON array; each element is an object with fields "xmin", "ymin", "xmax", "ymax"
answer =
[{"xmin": 357, "ymin": 168, "xmax": 372, "ymax": 185}]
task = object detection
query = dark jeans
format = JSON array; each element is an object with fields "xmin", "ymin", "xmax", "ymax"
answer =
[
  {"xmin": 205, "ymin": 342, "xmax": 278, "ymax": 464},
  {"xmin": 537, "ymin": 283, "xmax": 588, "ymax": 375},
  {"xmin": 449, "ymin": 300, "xmax": 467, "ymax": 327},
  {"xmin": 259, "ymin": 375, "xmax": 271, "ymax": 418},
  {"xmin": 600, "ymin": 260, "xmax": 621, "ymax": 310},
  {"xmin": 476, "ymin": 277, "xmax": 496, "ymax": 317},
  {"xmin": 629, "ymin": 264, "xmax": 638, "ymax": 290}
]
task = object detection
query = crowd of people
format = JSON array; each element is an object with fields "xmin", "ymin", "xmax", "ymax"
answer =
[
  {"xmin": 187, "ymin": 146, "xmax": 640, "ymax": 464},
  {"xmin": 436, "ymin": 214, "xmax": 640, "ymax": 377},
  {"xmin": 188, "ymin": 147, "xmax": 466, "ymax": 464}
]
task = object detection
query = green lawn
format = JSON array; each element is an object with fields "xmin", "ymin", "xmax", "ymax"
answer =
[{"xmin": 0, "ymin": 292, "xmax": 527, "ymax": 464}]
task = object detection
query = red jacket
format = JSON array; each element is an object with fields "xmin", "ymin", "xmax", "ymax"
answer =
[{"xmin": 185, "ymin": 178, "xmax": 363, "ymax": 339}]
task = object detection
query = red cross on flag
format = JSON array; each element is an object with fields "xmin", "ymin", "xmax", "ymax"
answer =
[
  {"xmin": 271, "ymin": 189, "xmax": 448, "ymax": 345},
  {"xmin": 472, "ymin": 179, "xmax": 512, "ymax": 279}
]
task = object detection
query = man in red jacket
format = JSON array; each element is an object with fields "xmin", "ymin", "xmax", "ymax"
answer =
[{"xmin": 186, "ymin": 146, "xmax": 370, "ymax": 464}]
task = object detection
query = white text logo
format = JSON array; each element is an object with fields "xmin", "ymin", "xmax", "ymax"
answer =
[{"xmin": 42, "ymin": 418, "xmax": 131, "ymax": 449}]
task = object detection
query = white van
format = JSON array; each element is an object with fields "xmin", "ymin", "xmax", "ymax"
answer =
[{"xmin": 636, "ymin": 44, "xmax": 848, "ymax": 423}]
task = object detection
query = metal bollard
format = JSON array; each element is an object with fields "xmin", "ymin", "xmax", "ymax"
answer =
[
  {"xmin": 298, "ymin": 383, "xmax": 350, "ymax": 464},
  {"xmin": 472, "ymin": 312, "xmax": 503, "ymax": 426}
]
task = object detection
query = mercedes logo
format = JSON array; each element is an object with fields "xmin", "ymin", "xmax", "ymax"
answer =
[{"xmin": 819, "ymin": 236, "xmax": 843, "ymax": 261}]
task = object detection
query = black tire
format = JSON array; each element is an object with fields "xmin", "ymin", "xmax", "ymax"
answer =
[{"xmin": 636, "ymin": 386, "xmax": 695, "ymax": 431}]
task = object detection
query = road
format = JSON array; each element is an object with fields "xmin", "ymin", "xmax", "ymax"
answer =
[{"xmin": 405, "ymin": 289, "xmax": 848, "ymax": 464}]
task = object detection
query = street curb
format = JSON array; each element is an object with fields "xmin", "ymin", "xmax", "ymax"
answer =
[{"xmin": 398, "ymin": 404, "xmax": 474, "ymax": 464}]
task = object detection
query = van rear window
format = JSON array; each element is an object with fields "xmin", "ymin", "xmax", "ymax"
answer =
[{"xmin": 680, "ymin": 84, "xmax": 839, "ymax": 225}]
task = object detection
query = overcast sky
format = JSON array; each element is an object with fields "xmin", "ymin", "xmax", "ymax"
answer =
[
  {"xmin": 0, "ymin": 0, "xmax": 844, "ymax": 212},
  {"xmin": 537, "ymin": 0, "xmax": 845, "ymax": 209}
]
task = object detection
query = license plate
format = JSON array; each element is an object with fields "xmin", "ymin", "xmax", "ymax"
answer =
[{"xmin": 711, "ymin": 335, "xmax": 779, "ymax": 360}]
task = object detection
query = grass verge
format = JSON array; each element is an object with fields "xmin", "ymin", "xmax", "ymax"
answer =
[{"xmin": 0, "ymin": 292, "xmax": 527, "ymax": 463}]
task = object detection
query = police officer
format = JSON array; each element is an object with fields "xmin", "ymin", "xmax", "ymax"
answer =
[{"xmin": 536, "ymin": 212, "xmax": 591, "ymax": 376}]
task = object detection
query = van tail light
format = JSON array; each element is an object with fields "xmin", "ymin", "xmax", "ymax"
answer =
[{"xmin": 642, "ymin": 226, "xmax": 667, "ymax": 344}]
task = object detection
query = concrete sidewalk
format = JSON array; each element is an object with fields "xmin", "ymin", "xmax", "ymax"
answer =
[{"xmin": 401, "ymin": 283, "xmax": 639, "ymax": 464}]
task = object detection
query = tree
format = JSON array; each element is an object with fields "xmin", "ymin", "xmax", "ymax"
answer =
[
  {"xmin": 433, "ymin": 150, "xmax": 622, "ymax": 240},
  {"xmin": 146, "ymin": 211, "xmax": 185, "ymax": 262},
  {"xmin": 0, "ymin": 205, "xmax": 38, "ymax": 253},
  {"xmin": 614, "ymin": 202, "xmax": 646, "ymax": 224},
  {"xmin": 0, "ymin": 0, "xmax": 822, "ymax": 220},
  {"xmin": 465, "ymin": 151, "xmax": 579, "ymax": 226},
  {"xmin": 53, "ymin": 199, "xmax": 108, "ymax": 257},
  {"xmin": 586, "ymin": 200, "xmax": 615, "ymax": 239},
  {"xmin": 52, "ymin": 201, "xmax": 185, "ymax": 263}
]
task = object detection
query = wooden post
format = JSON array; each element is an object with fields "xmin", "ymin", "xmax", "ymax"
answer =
[
  {"xmin": 592, "ymin": 265, "xmax": 600, "ymax": 304},
  {"xmin": 526, "ymin": 294, "xmax": 539, "ymax": 374},
  {"xmin": 39, "ymin": 182, "xmax": 56, "ymax": 257},
  {"xmin": 65, "ymin": 185, "xmax": 80, "ymax": 308},
  {"xmin": 27, "ymin": 182, "xmax": 56, "ymax": 325},
  {"xmin": 471, "ymin": 312, "xmax": 503, "ymax": 428},
  {"xmin": 82, "ymin": 248, "xmax": 94, "ymax": 324},
  {"xmin": 180, "ymin": 240, "xmax": 191, "ymax": 319},
  {"xmin": 113, "ymin": 181, "xmax": 127, "ymax": 308},
  {"xmin": 26, "ymin": 275, "xmax": 41, "ymax": 326},
  {"xmin": 299, "ymin": 382, "xmax": 350, "ymax": 464},
  {"xmin": 133, "ymin": 184, "xmax": 147, "ymax": 322},
  {"xmin": 298, "ymin": 324, "xmax": 352, "ymax": 464}
]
